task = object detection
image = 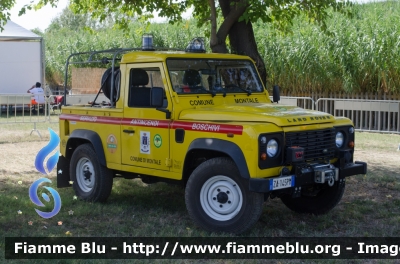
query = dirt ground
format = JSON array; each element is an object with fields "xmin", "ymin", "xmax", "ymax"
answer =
[
  {"xmin": 1, "ymin": 132, "xmax": 398, "ymax": 182},
  {"xmin": 0, "ymin": 130, "xmax": 399, "ymax": 243},
  {"xmin": 355, "ymin": 149, "xmax": 400, "ymax": 178},
  {"xmin": 0, "ymin": 142, "xmax": 40, "ymax": 175}
]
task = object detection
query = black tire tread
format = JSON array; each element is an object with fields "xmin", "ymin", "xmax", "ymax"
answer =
[
  {"xmin": 281, "ymin": 181, "xmax": 345, "ymax": 215},
  {"xmin": 185, "ymin": 157, "xmax": 264, "ymax": 234},
  {"xmin": 70, "ymin": 143, "xmax": 113, "ymax": 202}
]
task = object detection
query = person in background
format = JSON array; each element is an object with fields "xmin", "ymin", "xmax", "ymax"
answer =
[{"xmin": 27, "ymin": 82, "xmax": 45, "ymax": 113}]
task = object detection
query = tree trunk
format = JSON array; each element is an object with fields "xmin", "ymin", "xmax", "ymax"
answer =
[
  {"xmin": 211, "ymin": 41, "xmax": 229, "ymax": 54},
  {"xmin": 228, "ymin": 21, "xmax": 267, "ymax": 86},
  {"xmin": 209, "ymin": 0, "xmax": 229, "ymax": 53},
  {"xmin": 217, "ymin": 0, "xmax": 268, "ymax": 86},
  {"xmin": 210, "ymin": 0, "xmax": 247, "ymax": 54}
]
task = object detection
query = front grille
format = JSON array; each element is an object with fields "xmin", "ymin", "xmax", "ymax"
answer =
[{"xmin": 285, "ymin": 128, "xmax": 335, "ymax": 162}]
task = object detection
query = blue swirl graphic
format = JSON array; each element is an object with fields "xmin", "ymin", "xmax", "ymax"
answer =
[
  {"xmin": 29, "ymin": 178, "xmax": 62, "ymax": 219},
  {"xmin": 35, "ymin": 128, "xmax": 60, "ymax": 175}
]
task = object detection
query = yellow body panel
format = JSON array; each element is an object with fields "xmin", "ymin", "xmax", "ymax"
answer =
[{"xmin": 59, "ymin": 50, "xmax": 353, "ymax": 181}]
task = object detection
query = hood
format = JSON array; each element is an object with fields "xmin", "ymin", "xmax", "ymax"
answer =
[{"xmin": 178, "ymin": 103, "xmax": 334, "ymax": 126}]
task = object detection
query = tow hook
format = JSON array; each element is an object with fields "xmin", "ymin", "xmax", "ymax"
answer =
[
  {"xmin": 313, "ymin": 164, "xmax": 339, "ymax": 186},
  {"xmin": 327, "ymin": 173, "xmax": 335, "ymax": 186}
]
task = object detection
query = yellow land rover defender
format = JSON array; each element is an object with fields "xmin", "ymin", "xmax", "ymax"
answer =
[{"xmin": 57, "ymin": 37, "xmax": 367, "ymax": 234}]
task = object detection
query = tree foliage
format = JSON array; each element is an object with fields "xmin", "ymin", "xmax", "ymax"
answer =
[
  {"xmin": 19, "ymin": 1, "xmax": 400, "ymax": 94},
  {"xmin": 0, "ymin": 0, "xmax": 15, "ymax": 30},
  {"xmin": 42, "ymin": 9, "xmax": 207, "ymax": 87},
  {"xmin": 1, "ymin": 0, "xmax": 354, "ymax": 86}
]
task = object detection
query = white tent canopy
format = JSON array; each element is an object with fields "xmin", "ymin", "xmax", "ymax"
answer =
[
  {"xmin": 0, "ymin": 20, "xmax": 41, "ymax": 40},
  {"xmin": 0, "ymin": 20, "xmax": 44, "ymax": 94}
]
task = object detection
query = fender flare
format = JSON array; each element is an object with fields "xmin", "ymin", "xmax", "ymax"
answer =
[
  {"xmin": 186, "ymin": 138, "xmax": 250, "ymax": 179},
  {"xmin": 67, "ymin": 129, "xmax": 106, "ymax": 166}
]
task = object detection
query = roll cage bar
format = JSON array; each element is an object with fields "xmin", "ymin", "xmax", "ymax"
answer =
[{"xmin": 63, "ymin": 48, "xmax": 140, "ymax": 107}]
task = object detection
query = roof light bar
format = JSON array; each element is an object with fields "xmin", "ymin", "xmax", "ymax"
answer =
[
  {"xmin": 142, "ymin": 33, "xmax": 154, "ymax": 51},
  {"xmin": 185, "ymin": 37, "xmax": 206, "ymax": 53}
]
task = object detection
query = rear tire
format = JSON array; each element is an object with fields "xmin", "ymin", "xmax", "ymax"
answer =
[
  {"xmin": 185, "ymin": 157, "xmax": 264, "ymax": 234},
  {"xmin": 70, "ymin": 143, "xmax": 113, "ymax": 202},
  {"xmin": 280, "ymin": 181, "xmax": 345, "ymax": 214}
]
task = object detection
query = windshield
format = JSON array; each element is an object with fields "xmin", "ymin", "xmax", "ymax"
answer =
[{"xmin": 166, "ymin": 59, "xmax": 264, "ymax": 95}]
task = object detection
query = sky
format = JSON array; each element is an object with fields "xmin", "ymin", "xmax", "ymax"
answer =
[
  {"xmin": 9, "ymin": 0, "xmax": 381, "ymax": 32},
  {"xmin": 9, "ymin": 0, "xmax": 69, "ymax": 31}
]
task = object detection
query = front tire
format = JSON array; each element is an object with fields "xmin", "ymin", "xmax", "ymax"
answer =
[
  {"xmin": 280, "ymin": 181, "xmax": 345, "ymax": 214},
  {"xmin": 70, "ymin": 143, "xmax": 113, "ymax": 202},
  {"xmin": 185, "ymin": 157, "xmax": 264, "ymax": 234}
]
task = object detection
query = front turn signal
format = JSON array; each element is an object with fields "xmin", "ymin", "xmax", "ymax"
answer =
[{"xmin": 260, "ymin": 153, "xmax": 267, "ymax": 160}]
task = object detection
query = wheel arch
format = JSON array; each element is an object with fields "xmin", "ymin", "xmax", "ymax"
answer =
[
  {"xmin": 182, "ymin": 138, "xmax": 250, "ymax": 184},
  {"xmin": 66, "ymin": 129, "xmax": 106, "ymax": 166}
]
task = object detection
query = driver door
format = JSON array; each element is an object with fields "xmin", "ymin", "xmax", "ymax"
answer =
[{"xmin": 121, "ymin": 63, "xmax": 171, "ymax": 171}]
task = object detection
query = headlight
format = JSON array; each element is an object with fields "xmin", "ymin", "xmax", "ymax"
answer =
[
  {"xmin": 335, "ymin": 132, "xmax": 344, "ymax": 148},
  {"xmin": 266, "ymin": 139, "xmax": 278, "ymax": 157}
]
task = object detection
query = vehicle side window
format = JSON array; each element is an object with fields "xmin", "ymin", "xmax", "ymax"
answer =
[{"xmin": 128, "ymin": 67, "xmax": 167, "ymax": 108}]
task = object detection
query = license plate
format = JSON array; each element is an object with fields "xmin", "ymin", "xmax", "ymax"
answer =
[{"xmin": 270, "ymin": 175, "xmax": 295, "ymax": 190}]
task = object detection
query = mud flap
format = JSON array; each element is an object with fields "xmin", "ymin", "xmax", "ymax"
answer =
[{"xmin": 57, "ymin": 155, "xmax": 71, "ymax": 188}]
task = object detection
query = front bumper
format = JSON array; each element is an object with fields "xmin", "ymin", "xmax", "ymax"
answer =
[{"xmin": 249, "ymin": 161, "xmax": 367, "ymax": 193}]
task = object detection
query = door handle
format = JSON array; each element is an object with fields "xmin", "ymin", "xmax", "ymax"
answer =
[{"xmin": 123, "ymin": 129, "xmax": 135, "ymax": 133}]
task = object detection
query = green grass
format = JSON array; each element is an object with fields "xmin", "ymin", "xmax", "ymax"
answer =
[
  {"xmin": 0, "ymin": 125, "xmax": 399, "ymax": 263},
  {"xmin": 356, "ymin": 132, "xmax": 400, "ymax": 150}
]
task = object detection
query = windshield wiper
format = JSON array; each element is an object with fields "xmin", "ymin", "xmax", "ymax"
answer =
[
  {"xmin": 212, "ymin": 85, "xmax": 226, "ymax": 97},
  {"xmin": 240, "ymin": 87, "xmax": 252, "ymax": 96},
  {"xmin": 225, "ymin": 84, "xmax": 252, "ymax": 96},
  {"xmin": 199, "ymin": 86, "xmax": 216, "ymax": 97}
]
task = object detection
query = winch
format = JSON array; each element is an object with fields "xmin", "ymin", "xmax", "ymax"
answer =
[{"xmin": 313, "ymin": 164, "xmax": 339, "ymax": 186}]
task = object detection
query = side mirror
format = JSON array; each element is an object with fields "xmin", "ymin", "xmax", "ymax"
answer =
[
  {"xmin": 151, "ymin": 87, "xmax": 164, "ymax": 108},
  {"xmin": 273, "ymin": 85, "xmax": 280, "ymax": 103}
]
